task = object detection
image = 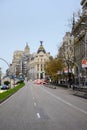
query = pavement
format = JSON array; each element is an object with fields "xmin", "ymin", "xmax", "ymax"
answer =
[
  {"xmin": 71, "ymin": 90, "xmax": 87, "ymax": 99},
  {"xmin": 45, "ymin": 84, "xmax": 87, "ymax": 99}
]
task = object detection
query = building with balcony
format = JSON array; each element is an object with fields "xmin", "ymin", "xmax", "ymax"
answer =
[
  {"xmin": 71, "ymin": 0, "xmax": 87, "ymax": 78},
  {"xmin": 28, "ymin": 41, "xmax": 51, "ymax": 80},
  {"xmin": 10, "ymin": 43, "xmax": 30, "ymax": 77},
  {"xmin": 57, "ymin": 32, "xmax": 74, "ymax": 84}
]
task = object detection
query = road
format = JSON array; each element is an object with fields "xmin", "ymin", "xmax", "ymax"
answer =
[{"xmin": 0, "ymin": 81, "xmax": 87, "ymax": 130}]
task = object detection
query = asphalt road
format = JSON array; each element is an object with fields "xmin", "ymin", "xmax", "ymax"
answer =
[{"xmin": 0, "ymin": 81, "xmax": 87, "ymax": 130}]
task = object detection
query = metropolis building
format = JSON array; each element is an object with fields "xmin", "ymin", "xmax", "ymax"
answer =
[{"xmin": 27, "ymin": 41, "xmax": 51, "ymax": 80}]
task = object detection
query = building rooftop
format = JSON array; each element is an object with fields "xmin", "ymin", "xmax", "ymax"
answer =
[{"xmin": 37, "ymin": 41, "xmax": 46, "ymax": 54}]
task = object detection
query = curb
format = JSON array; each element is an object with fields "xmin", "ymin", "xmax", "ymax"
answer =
[{"xmin": 72, "ymin": 91, "xmax": 87, "ymax": 99}]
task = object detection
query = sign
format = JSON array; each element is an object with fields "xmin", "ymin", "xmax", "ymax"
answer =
[{"xmin": 82, "ymin": 60, "xmax": 87, "ymax": 68}]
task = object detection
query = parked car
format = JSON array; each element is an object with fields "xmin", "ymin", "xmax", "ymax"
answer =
[{"xmin": 1, "ymin": 84, "xmax": 9, "ymax": 90}]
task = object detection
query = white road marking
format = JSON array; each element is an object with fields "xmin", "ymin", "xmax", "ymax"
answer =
[
  {"xmin": 42, "ymin": 87, "xmax": 87, "ymax": 115},
  {"xmin": 37, "ymin": 113, "xmax": 40, "ymax": 118}
]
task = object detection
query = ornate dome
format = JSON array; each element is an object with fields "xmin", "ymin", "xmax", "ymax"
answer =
[{"xmin": 37, "ymin": 41, "xmax": 46, "ymax": 54}]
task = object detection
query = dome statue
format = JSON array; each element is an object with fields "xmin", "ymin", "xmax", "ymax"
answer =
[{"xmin": 37, "ymin": 41, "xmax": 46, "ymax": 54}]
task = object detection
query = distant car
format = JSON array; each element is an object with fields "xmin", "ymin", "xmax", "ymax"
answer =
[
  {"xmin": 1, "ymin": 84, "xmax": 9, "ymax": 90},
  {"xmin": 34, "ymin": 79, "xmax": 41, "ymax": 84},
  {"xmin": 18, "ymin": 77, "xmax": 24, "ymax": 82},
  {"xmin": 40, "ymin": 79, "xmax": 47, "ymax": 84},
  {"xmin": 34, "ymin": 79, "xmax": 47, "ymax": 85}
]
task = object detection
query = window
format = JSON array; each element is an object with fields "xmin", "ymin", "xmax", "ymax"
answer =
[{"xmin": 37, "ymin": 64, "xmax": 39, "ymax": 71}]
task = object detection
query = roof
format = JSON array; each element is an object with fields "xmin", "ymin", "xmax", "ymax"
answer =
[{"xmin": 37, "ymin": 41, "xmax": 46, "ymax": 54}]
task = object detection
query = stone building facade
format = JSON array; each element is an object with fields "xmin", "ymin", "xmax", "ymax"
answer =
[
  {"xmin": 28, "ymin": 41, "xmax": 51, "ymax": 80},
  {"xmin": 71, "ymin": 0, "xmax": 87, "ymax": 78},
  {"xmin": 57, "ymin": 0, "xmax": 87, "ymax": 84},
  {"xmin": 7, "ymin": 43, "xmax": 30, "ymax": 77},
  {"xmin": 58, "ymin": 32, "xmax": 74, "ymax": 73}
]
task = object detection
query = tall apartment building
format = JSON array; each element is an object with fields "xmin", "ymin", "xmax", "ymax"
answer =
[
  {"xmin": 8, "ymin": 43, "xmax": 30, "ymax": 77},
  {"xmin": 71, "ymin": 0, "xmax": 87, "ymax": 77}
]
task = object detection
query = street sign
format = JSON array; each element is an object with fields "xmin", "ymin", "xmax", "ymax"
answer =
[{"xmin": 82, "ymin": 60, "xmax": 87, "ymax": 68}]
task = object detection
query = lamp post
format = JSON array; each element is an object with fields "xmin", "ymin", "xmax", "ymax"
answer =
[
  {"xmin": 0, "ymin": 67, "xmax": 2, "ymax": 86},
  {"xmin": 0, "ymin": 58, "xmax": 12, "ymax": 88}
]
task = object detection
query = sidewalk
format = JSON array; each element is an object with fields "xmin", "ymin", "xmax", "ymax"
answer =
[
  {"xmin": 51, "ymin": 83, "xmax": 87, "ymax": 99},
  {"xmin": 45, "ymin": 83, "xmax": 87, "ymax": 99},
  {"xmin": 69, "ymin": 88, "xmax": 87, "ymax": 99}
]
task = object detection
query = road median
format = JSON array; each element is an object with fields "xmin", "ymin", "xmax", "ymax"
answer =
[{"xmin": 0, "ymin": 83, "xmax": 25, "ymax": 104}]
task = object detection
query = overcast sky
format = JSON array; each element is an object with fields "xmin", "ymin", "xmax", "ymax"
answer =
[{"xmin": 0, "ymin": 0, "xmax": 81, "ymax": 73}]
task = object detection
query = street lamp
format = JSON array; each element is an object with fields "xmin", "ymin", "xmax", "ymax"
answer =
[
  {"xmin": 0, "ymin": 58, "xmax": 12, "ymax": 88},
  {"xmin": 0, "ymin": 67, "xmax": 2, "ymax": 86}
]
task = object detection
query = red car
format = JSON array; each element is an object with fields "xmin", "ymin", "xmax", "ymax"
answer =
[{"xmin": 34, "ymin": 79, "xmax": 47, "ymax": 85}]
